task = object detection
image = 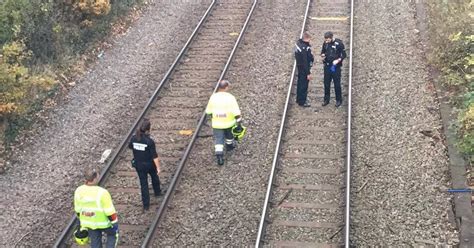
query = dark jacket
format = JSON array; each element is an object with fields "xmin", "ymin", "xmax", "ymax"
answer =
[
  {"xmin": 321, "ymin": 38, "xmax": 347, "ymax": 67},
  {"xmin": 128, "ymin": 134, "xmax": 158, "ymax": 170},
  {"xmin": 294, "ymin": 39, "xmax": 314, "ymax": 75}
]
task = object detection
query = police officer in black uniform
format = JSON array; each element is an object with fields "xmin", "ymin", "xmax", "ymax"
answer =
[
  {"xmin": 321, "ymin": 31, "xmax": 347, "ymax": 107},
  {"xmin": 294, "ymin": 32, "xmax": 314, "ymax": 107},
  {"xmin": 128, "ymin": 118, "xmax": 161, "ymax": 211}
]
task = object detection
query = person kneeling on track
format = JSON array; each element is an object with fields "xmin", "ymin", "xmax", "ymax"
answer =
[
  {"xmin": 205, "ymin": 80, "xmax": 243, "ymax": 166},
  {"xmin": 74, "ymin": 167, "xmax": 119, "ymax": 248}
]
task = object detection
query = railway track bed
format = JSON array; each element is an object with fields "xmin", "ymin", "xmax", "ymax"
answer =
[
  {"xmin": 256, "ymin": 0, "xmax": 353, "ymax": 246},
  {"xmin": 54, "ymin": 0, "xmax": 256, "ymax": 246}
]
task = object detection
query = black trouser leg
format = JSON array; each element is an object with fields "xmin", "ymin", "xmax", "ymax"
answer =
[
  {"xmin": 334, "ymin": 66, "xmax": 342, "ymax": 102},
  {"xmin": 296, "ymin": 71, "xmax": 309, "ymax": 105},
  {"xmin": 213, "ymin": 128, "xmax": 225, "ymax": 155},
  {"xmin": 224, "ymin": 127, "xmax": 235, "ymax": 150},
  {"xmin": 323, "ymin": 66, "xmax": 332, "ymax": 102},
  {"xmin": 136, "ymin": 169, "xmax": 150, "ymax": 208},
  {"xmin": 89, "ymin": 229, "xmax": 103, "ymax": 248},
  {"xmin": 104, "ymin": 227, "xmax": 119, "ymax": 248},
  {"xmin": 148, "ymin": 166, "xmax": 161, "ymax": 196}
]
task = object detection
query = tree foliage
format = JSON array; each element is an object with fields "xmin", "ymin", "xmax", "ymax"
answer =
[
  {"xmin": 0, "ymin": 0, "xmax": 140, "ymax": 143},
  {"xmin": 0, "ymin": 0, "xmax": 133, "ymax": 64},
  {"xmin": 0, "ymin": 41, "xmax": 54, "ymax": 118},
  {"xmin": 76, "ymin": 0, "xmax": 111, "ymax": 16},
  {"xmin": 427, "ymin": 0, "xmax": 473, "ymax": 159}
]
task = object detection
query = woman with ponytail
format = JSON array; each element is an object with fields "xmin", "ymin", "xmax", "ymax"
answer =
[{"xmin": 128, "ymin": 118, "xmax": 161, "ymax": 211}]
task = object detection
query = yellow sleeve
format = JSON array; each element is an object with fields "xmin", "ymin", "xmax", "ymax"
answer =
[
  {"xmin": 101, "ymin": 190, "xmax": 116, "ymax": 216},
  {"xmin": 74, "ymin": 187, "xmax": 81, "ymax": 213},
  {"xmin": 205, "ymin": 95, "xmax": 214, "ymax": 115},
  {"xmin": 231, "ymin": 96, "xmax": 241, "ymax": 116}
]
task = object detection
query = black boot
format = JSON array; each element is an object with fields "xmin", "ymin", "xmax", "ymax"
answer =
[
  {"xmin": 216, "ymin": 154, "xmax": 224, "ymax": 166},
  {"xmin": 226, "ymin": 143, "xmax": 235, "ymax": 151}
]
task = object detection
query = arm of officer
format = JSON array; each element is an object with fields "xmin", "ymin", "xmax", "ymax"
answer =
[
  {"xmin": 309, "ymin": 47, "xmax": 314, "ymax": 63},
  {"xmin": 308, "ymin": 47, "xmax": 314, "ymax": 69},
  {"xmin": 302, "ymin": 50, "xmax": 310, "ymax": 75},
  {"xmin": 339, "ymin": 41, "xmax": 347, "ymax": 61},
  {"xmin": 320, "ymin": 43, "xmax": 326, "ymax": 62},
  {"xmin": 150, "ymin": 141, "xmax": 160, "ymax": 174}
]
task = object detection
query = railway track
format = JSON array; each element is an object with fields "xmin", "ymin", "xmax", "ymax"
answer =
[
  {"xmin": 54, "ymin": 0, "xmax": 256, "ymax": 247},
  {"xmin": 256, "ymin": 0, "xmax": 354, "ymax": 247}
]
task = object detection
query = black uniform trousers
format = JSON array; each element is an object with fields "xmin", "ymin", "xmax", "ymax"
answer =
[
  {"xmin": 323, "ymin": 65, "xmax": 342, "ymax": 102},
  {"xmin": 296, "ymin": 69, "xmax": 309, "ymax": 105},
  {"xmin": 135, "ymin": 162, "xmax": 161, "ymax": 208}
]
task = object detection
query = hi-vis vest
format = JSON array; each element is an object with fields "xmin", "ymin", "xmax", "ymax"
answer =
[
  {"xmin": 205, "ymin": 92, "xmax": 241, "ymax": 129},
  {"xmin": 74, "ymin": 185, "xmax": 116, "ymax": 230}
]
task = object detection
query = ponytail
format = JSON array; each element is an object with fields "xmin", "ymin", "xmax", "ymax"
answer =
[{"xmin": 136, "ymin": 118, "xmax": 151, "ymax": 140}]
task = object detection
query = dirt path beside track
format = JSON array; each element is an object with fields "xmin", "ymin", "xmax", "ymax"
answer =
[
  {"xmin": 350, "ymin": 0, "xmax": 458, "ymax": 246},
  {"xmin": 0, "ymin": 0, "xmax": 210, "ymax": 246}
]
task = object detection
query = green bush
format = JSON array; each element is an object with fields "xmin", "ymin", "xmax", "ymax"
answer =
[
  {"xmin": 427, "ymin": 1, "xmax": 473, "ymax": 160},
  {"xmin": 0, "ymin": 0, "xmax": 142, "ymax": 144},
  {"xmin": 0, "ymin": 0, "xmax": 142, "ymax": 65},
  {"xmin": 0, "ymin": 40, "xmax": 55, "ymax": 120}
]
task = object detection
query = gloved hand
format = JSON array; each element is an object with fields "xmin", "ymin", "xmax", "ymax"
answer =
[
  {"xmin": 234, "ymin": 124, "xmax": 243, "ymax": 133},
  {"xmin": 235, "ymin": 116, "xmax": 242, "ymax": 126},
  {"xmin": 76, "ymin": 214, "xmax": 81, "ymax": 227},
  {"xmin": 111, "ymin": 223, "xmax": 119, "ymax": 233}
]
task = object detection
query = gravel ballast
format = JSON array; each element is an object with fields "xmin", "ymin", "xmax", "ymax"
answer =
[
  {"xmin": 0, "ymin": 0, "xmax": 209, "ymax": 246},
  {"xmin": 351, "ymin": 0, "xmax": 458, "ymax": 246},
  {"xmin": 152, "ymin": 0, "xmax": 306, "ymax": 246}
]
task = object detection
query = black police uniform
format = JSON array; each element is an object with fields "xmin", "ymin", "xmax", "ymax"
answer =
[
  {"xmin": 128, "ymin": 134, "xmax": 161, "ymax": 209},
  {"xmin": 294, "ymin": 38, "xmax": 314, "ymax": 106},
  {"xmin": 321, "ymin": 38, "xmax": 347, "ymax": 103}
]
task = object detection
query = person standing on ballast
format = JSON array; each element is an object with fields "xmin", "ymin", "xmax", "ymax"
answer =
[
  {"xmin": 321, "ymin": 31, "xmax": 347, "ymax": 107},
  {"xmin": 128, "ymin": 118, "xmax": 161, "ymax": 212},
  {"xmin": 294, "ymin": 32, "xmax": 314, "ymax": 107}
]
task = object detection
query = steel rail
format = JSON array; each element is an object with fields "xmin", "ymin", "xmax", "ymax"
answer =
[
  {"xmin": 254, "ymin": 0, "xmax": 312, "ymax": 246},
  {"xmin": 140, "ymin": 0, "xmax": 258, "ymax": 247},
  {"xmin": 344, "ymin": 0, "xmax": 355, "ymax": 245},
  {"xmin": 52, "ymin": 1, "xmax": 217, "ymax": 247}
]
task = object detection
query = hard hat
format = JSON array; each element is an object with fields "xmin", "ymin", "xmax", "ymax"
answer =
[
  {"xmin": 232, "ymin": 124, "xmax": 247, "ymax": 142},
  {"xmin": 74, "ymin": 227, "xmax": 89, "ymax": 246}
]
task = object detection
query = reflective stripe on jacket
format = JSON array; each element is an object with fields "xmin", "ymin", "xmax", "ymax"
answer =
[
  {"xmin": 205, "ymin": 92, "xmax": 241, "ymax": 129},
  {"xmin": 74, "ymin": 185, "xmax": 116, "ymax": 230}
]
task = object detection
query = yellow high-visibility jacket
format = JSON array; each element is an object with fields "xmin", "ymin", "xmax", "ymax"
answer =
[
  {"xmin": 205, "ymin": 92, "xmax": 241, "ymax": 129},
  {"xmin": 74, "ymin": 185, "xmax": 116, "ymax": 230}
]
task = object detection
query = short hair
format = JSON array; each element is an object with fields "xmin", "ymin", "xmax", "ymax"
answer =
[
  {"xmin": 218, "ymin": 80, "xmax": 230, "ymax": 90},
  {"xmin": 302, "ymin": 31, "xmax": 311, "ymax": 40},
  {"xmin": 324, "ymin": 31, "xmax": 333, "ymax": 39},
  {"xmin": 84, "ymin": 167, "xmax": 99, "ymax": 182}
]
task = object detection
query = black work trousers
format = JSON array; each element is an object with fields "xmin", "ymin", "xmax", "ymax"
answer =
[
  {"xmin": 89, "ymin": 227, "xmax": 118, "ymax": 248},
  {"xmin": 296, "ymin": 70, "xmax": 309, "ymax": 105},
  {"xmin": 135, "ymin": 162, "xmax": 161, "ymax": 208},
  {"xmin": 323, "ymin": 65, "xmax": 342, "ymax": 102}
]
